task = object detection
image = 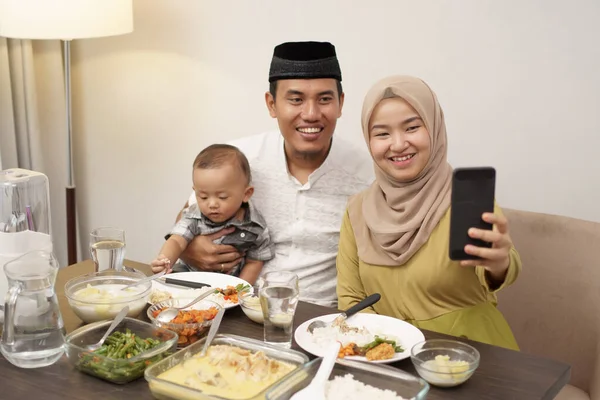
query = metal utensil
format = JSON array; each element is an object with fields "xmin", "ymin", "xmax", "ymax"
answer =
[
  {"xmin": 156, "ymin": 276, "xmax": 211, "ymax": 289},
  {"xmin": 198, "ymin": 307, "xmax": 225, "ymax": 358},
  {"xmin": 120, "ymin": 270, "xmax": 166, "ymax": 290},
  {"xmin": 307, "ymin": 293, "xmax": 381, "ymax": 334},
  {"xmin": 155, "ymin": 289, "xmax": 214, "ymax": 323},
  {"xmin": 290, "ymin": 342, "xmax": 340, "ymax": 400},
  {"xmin": 85, "ymin": 306, "xmax": 129, "ymax": 352}
]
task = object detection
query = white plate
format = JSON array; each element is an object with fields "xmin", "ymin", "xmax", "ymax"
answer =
[
  {"xmin": 295, "ymin": 313, "xmax": 425, "ymax": 364},
  {"xmin": 150, "ymin": 272, "xmax": 252, "ymax": 310}
]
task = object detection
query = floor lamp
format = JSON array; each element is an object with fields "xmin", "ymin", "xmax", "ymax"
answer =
[{"xmin": 0, "ymin": 0, "xmax": 133, "ymax": 265}]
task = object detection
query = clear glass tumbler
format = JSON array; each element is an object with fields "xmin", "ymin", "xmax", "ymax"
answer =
[
  {"xmin": 259, "ymin": 271, "xmax": 299, "ymax": 348},
  {"xmin": 89, "ymin": 227, "xmax": 126, "ymax": 272}
]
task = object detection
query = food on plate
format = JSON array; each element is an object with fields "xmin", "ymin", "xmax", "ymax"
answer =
[
  {"xmin": 150, "ymin": 307, "xmax": 219, "ymax": 346},
  {"xmin": 418, "ymin": 354, "xmax": 470, "ymax": 386},
  {"xmin": 311, "ymin": 319, "xmax": 404, "ymax": 361},
  {"xmin": 149, "ymin": 283, "xmax": 251, "ymax": 307},
  {"xmin": 152, "ymin": 344, "xmax": 296, "ymax": 399},
  {"xmin": 75, "ymin": 329, "xmax": 171, "ymax": 382},
  {"xmin": 338, "ymin": 336, "xmax": 403, "ymax": 361},
  {"xmin": 214, "ymin": 283, "xmax": 251, "ymax": 304},
  {"xmin": 365, "ymin": 342, "xmax": 395, "ymax": 361},
  {"xmin": 70, "ymin": 283, "xmax": 147, "ymax": 322},
  {"xmin": 325, "ymin": 373, "xmax": 408, "ymax": 400},
  {"xmin": 149, "ymin": 289, "xmax": 172, "ymax": 304}
]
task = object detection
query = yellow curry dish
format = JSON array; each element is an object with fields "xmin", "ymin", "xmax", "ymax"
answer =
[{"xmin": 149, "ymin": 344, "xmax": 297, "ymax": 400}]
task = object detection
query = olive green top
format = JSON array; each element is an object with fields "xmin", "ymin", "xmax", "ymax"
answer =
[{"xmin": 336, "ymin": 204, "xmax": 520, "ymax": 350}]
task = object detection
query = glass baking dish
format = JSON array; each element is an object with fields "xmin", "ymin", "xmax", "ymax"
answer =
[
  {"xmin": 144, "ymin": 334, "xmax": 310, "ymax": 400},
  {"xmin": 64, "ymin": 317, "xmax": 178, "ymax": 384},
  {"xmin": 265, "ymin": 357, "xmax": 430, "ymax": 400}
]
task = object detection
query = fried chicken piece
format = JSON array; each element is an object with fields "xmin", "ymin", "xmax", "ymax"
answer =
[
  {"xmin": 352, "ymin": 343, "xmax": 366, "ymax": 356},
  {"xmin": 365, "ymin": 343, "xmax": 395, "ymax": 361}
]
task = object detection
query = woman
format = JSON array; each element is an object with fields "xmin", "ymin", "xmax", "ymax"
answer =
[{"xmin": 336, "ymin": 75, "xmax": 520, "ymax": 350}]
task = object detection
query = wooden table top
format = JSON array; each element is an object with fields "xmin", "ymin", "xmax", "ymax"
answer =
[{"xmin": 0, "ymin": 260, "xmax": 571, "ymax": 400}]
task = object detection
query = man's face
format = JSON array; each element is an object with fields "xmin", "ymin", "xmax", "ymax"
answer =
[{"xmin": 265, "ymin": 79, "xmax": 344, "ymax": 158}]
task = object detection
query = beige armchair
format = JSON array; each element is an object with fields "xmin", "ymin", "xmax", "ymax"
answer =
[{"xmin": 499, "ymin": 209, "xmax": 600, "ymax": 400}]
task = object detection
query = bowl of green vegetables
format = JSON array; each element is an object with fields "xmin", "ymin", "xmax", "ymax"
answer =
[{"xmin": 64, "ymin": 317, "xmax": 178, "ymax": 384}]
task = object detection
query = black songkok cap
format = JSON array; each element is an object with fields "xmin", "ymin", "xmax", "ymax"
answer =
[{"xmin": 268, "ymin": 41, "xmax": 342, "ymax": 83}]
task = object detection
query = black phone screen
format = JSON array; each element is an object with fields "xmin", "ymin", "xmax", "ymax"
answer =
[{"xmin": 448, "ymin": 167, "xmax": 496, "ymax": 261}]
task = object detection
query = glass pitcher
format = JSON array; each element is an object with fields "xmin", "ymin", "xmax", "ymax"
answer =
[{"xmin": 0, "ymin": 250, "xmax": 65, "ymax": 368}]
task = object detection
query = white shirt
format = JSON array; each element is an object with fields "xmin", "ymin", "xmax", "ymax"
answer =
[{"xmin": 188, "ymin": 131, "xmax": 374, "ymax": 307}]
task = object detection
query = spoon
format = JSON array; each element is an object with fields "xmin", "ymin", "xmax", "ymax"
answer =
[
  {"xmin": 85, "ymin": 305, "xmax": 130, "ymax": 352},
  {"xmin": 120, "ymin": 270, "xmax": 166, "ymax": 291},
  {"xmin": 307, "ymin": 293, "xmax": 381, "ymax": 334},
  {"xmin": 198, "ymin": 307, "xmax": 226, "ymax": 358},
  {"xmin": 155, "ymin": 289, "xmax": 214, "ymax": 323},
  {"xmin": 290, "ymin": 341, "xmax": 340, "ymax": 400}
]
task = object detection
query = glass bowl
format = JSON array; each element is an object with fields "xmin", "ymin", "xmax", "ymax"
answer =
[
  {"xmin": 144, "ymin": 333, "xmax": 309, "ymax": 400},
  {"xmin": 238, "ymin": 291, "xmax": 264, "ymax": 324},
  {"xmin": 64, "ymin": 317, "xmax": 178, "ymax": 384},
  {"xmin": 410, "ymin": 339, "xmax": 480, "ymax": 387},
  {"xmin": 265, "ymin": 357, "xmax": 429, "ymax": 400},
  {"xmin": 64, "ymin": 269, "xmax": 151, "ymax": 323},
  {"xmin": 147, "ymin": 297, "xmax": 223, "ymax": 347}
]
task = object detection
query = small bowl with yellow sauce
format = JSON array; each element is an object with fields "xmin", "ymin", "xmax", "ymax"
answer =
[
  {"xmin": 410, "ymin": 339, "xmax": 479, "ymax": 387},
  {"xmin": 238, "ymin": 291, "xmax": 264, "ymax": 324}
]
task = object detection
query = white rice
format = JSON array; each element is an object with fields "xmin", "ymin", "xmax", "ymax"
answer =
[
  {"xmin": 325, "ymin": 374, "xmax": 408, "ymax": 400},
  {"xmin": 311, "ymin": 322, "xmax": 401, "ymax": 349},
  {"xmin": 312, "ymin": 325, "xmax": 374, "ymax": 347}
]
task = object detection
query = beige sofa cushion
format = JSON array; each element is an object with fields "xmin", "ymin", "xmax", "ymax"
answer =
[
  {"xmin": 555, "ymin": 384, "xmax": 590, "ymax": 400},
  {"xmin": 499, "ymin": 209, "xmax": 600, "ymax": 397}
]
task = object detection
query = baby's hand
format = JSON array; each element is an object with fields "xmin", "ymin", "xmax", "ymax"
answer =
[{"xmin": 151, "ymin": 255, "xmax": 172, "ymax": 274}]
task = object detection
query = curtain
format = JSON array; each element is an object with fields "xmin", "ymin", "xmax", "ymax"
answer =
[{"xmin": 0, "ymin": 37, "xmax": 71, "ymax": 268}]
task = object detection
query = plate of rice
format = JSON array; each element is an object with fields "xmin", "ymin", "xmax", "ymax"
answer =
[
  {"xmin": 148, "ymin": 272, "xmax": 252, "ymax": 309},
  {"xmin": 295, "ymin": 313, "xmax": 425, "ymax": 364}
]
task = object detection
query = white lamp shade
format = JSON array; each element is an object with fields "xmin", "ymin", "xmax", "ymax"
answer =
[{"xmin": 0, "ymin": 0, "xmax": 133, "ymax": 40}]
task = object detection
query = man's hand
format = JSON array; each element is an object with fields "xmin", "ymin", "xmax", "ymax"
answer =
[{"xmin": 179, "ymin": 227, "xmax": 243, "ymax": 273}]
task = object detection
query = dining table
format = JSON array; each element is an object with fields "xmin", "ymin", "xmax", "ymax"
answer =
[{"xmin": 0, "ymin": 259, "xmax": 570, "ymax": 400}]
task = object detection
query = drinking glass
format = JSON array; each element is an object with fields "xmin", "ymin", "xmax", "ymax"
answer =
[
  {"xmin": 89, "ymin": 227, "xmax": 126, "ymax": 272},
  {"xmin": 259, "ymin": 271, "xmax": 299, "ymax": 348}
]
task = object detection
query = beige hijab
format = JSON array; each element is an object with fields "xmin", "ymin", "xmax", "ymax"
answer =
[{"xmin": 348, "ymin": 75, "xmax": 453, "ymax": 266}]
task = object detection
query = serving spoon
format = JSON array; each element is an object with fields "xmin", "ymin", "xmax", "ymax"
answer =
[
  {"xmin": 198, "ymin": 307, "xmax": 226, "ymax": 358},
  {"xmin": 289, "ymin": 342, "xmax": 340, "ymax": 400},
  {"xmin": 85, "ymin": 305, "xmax": 129, "ymax": 352},
  {"xmin": 155, "ymin": 289, "xmax": 214, "ymax": 323}
]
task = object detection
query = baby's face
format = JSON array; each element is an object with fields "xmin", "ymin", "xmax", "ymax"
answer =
[{"xmin": 192, "ymin": 165, "xmax": 252, "ymax": 223}]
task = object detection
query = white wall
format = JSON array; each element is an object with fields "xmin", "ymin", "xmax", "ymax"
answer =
[{"xmin": 70, "ymin": 0, "xmax": 600, "ymax": 264}]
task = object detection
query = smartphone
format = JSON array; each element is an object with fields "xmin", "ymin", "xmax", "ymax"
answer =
[{"xmin": 448, "ymin": 167, "xmax": 496, "ymax": 261}]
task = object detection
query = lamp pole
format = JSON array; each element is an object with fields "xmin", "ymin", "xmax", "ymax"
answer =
[{"xmin": 63, "ymin": 39, "xmax": 77, "ymax": 265}]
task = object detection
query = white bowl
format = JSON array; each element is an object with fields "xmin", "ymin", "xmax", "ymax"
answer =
[{"xmin": 239, "ymin": 291, "xmax": 264, "ymax": 324}]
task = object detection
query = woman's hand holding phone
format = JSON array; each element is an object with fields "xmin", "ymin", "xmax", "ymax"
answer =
[{"xmin": 460, "ymin": 212, "xmax": 513, "ymax": 281}]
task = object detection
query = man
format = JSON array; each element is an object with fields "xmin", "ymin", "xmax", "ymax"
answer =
[{"xmin": 177, "ymin": 41, "xmax": 373, "ymax": 307}]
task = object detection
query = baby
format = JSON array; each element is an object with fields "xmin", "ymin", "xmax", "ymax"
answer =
[{"xmin": 151, "ymin": 144, "xmax": 273, "ymax": 285}]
